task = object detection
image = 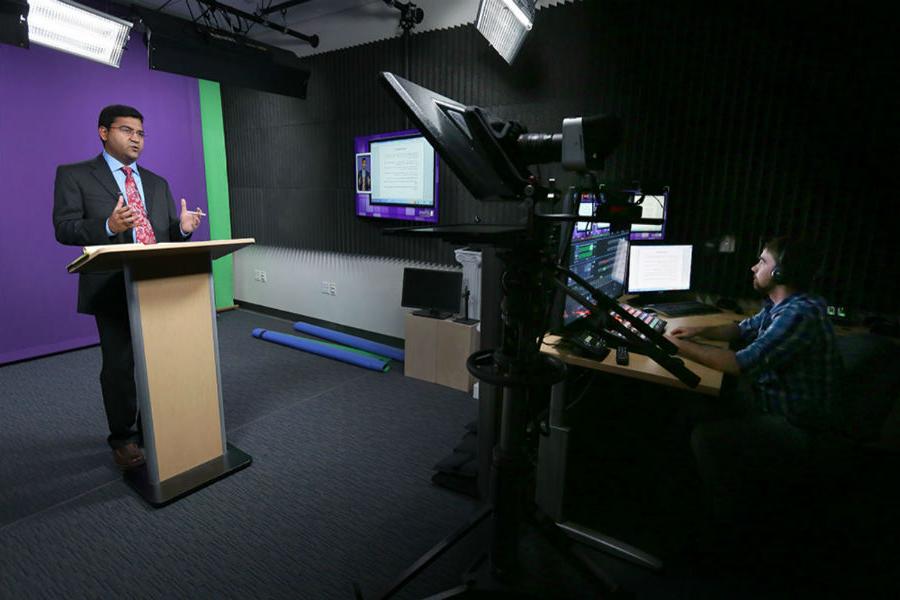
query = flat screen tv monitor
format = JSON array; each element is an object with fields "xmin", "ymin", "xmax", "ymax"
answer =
[
  {"xmin": 401, "ymin": 268, "xmax": 462, "ymax": 318},
  {"xmin": 627, "ymin": 244, "xmax": 692, "ymax": 294},
  {"xmin": 573, "ymin": 191, "xmax": 610, "ymax": 240},
  {"xmin": 628, "ymin": 190, "xmax": 667, "ymax": 241},
  {"xmin": 561, "ymin": 224, "xmax": 631, "ymax": 329},
  {"xmin": 354, "ymin": 129, "xmax": 439, "ymax": 223}
]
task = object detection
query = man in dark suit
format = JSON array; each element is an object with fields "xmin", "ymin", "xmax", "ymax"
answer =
[
  {"xmin": 53, "ymin": 105, "xmax": 204, "ymax": 470},
  {"xmin": 357, "ymin": 156, "xmax": 371, "ymax": 192}
]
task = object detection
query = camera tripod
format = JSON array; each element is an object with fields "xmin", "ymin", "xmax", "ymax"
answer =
[{"xmin": 370, "ymin": 230, "xmax": 633, "ymax": 599}]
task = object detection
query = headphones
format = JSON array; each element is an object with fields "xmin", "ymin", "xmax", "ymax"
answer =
[
  {"xmin": 770, "ymin": 238, "xmax": 790, "ymax": 284},
  {"xmin": 770, "ymin": 237, "xmax": 819, "ymax": 287}
]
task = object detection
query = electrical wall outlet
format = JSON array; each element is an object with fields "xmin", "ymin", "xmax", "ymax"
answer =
[
  {"xmin": 254, "ymin": 270, "xmax": 267, "ymax": 282},
  {"xmin": 321, "ymin": 281, "xmax": 336, "ymax": 295}
]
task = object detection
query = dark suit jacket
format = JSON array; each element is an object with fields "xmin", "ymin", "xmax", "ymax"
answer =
[
  {"xmin": 53, "ymin": 154, "xmax": 188, "ymax": 314},
  {"xmin": 358, "ymin": 169, "xmax": 370, "ymax": 191}
]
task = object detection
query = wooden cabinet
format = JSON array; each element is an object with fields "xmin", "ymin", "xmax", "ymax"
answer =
[{"xmin": 405, "ymin": 314, "xmax": 479, "ymax": 393}]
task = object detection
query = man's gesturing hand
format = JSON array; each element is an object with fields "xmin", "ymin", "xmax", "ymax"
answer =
[
  {"xmin": 179, "ymin": 198, "xmax": 205, "ymax": 234},
  {"xmin": 108, "ymin": 196, "xmax": 134, "ymax": 234}
]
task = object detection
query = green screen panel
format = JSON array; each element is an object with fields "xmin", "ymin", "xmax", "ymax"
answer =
[{"xmin": 199, "ymin": 79, "xmax": 235, "ymax": 309}]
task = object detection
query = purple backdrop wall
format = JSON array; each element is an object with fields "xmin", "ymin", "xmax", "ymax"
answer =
[{"xmin": 0, "ymin": 42, "xmax": 209, "ymax": 365}]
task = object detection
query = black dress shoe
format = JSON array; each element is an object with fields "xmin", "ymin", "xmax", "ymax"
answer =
[{"xmin": 113, "ymin": 443, "xmax": 145, "ymax": 470}]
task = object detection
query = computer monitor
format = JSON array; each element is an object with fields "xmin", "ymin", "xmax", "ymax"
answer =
[
  {"xmin": 561, "ymin": 225, "xmax": 630, "ymax": 329},
  {"xmin": 627, "ymin": 244, "xmax": 692, "ymax": 295},
  {"xmin": 401, "ymin": 268, "xmax": 462, "ymax": 318},
  {"xmin": 628, "ymin": 190, "xmax": 667, "ymax": 241},
  {"xmin": 355, "ymin": 129, "xmax": 439, "ymax": 223},
  {"xmin": 573, "ymin": 192, "xmax": 610, "ymax": 239}
]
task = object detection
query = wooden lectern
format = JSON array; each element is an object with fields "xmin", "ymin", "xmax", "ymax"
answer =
[{"xmin": 67, "ymin": 238, "xmax": 255, "ymax": 506}]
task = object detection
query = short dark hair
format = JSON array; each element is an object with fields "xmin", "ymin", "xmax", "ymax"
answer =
[
  {"xmin": 98, "ymin": 105, "xmax": 143, "ymax": 129},
  {"xmin": 764, "ymin": 236, "xmax": 821, "ymax": 290}
]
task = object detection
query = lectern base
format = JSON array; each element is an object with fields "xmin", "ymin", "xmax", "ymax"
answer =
[{"xmin": 124, "ymin": 443, "xmax": 252, "ymax": 507}]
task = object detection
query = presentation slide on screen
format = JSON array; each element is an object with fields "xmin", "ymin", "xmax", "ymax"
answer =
[
  {"xmin": 370, "ymin": 137, "xmax": 435, "ymax": 206},
  {"xmin": 628, "ymin": 245, "xmax": 692, "ymax": 292},
  {"xmin": 631, "ymin": 195, "xmax": 666, "ymax": 232}
]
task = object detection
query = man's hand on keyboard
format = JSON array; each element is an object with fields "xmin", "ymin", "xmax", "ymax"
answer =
[{"xmin": 669, "ymin": 326, "xmax": 703, "ymax": 339}]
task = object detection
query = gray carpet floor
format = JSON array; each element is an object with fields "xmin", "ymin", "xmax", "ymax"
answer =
[
  {"xmin": 0, "ymin": 309, "xmax": 491, "ymax": 599},
  {"xmin": 7, "ymin": 309, "xmax": 890, "ymax": 598}
]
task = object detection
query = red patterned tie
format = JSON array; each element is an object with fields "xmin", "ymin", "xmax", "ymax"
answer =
[{"xmin": 121, "ymin": 166, "xmax": 156, "ymax": 245}]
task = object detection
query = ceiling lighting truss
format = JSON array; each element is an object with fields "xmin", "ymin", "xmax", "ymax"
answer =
[{"xmin": 190, "ymin": 0, "xmax": 318, "ymax": 47}]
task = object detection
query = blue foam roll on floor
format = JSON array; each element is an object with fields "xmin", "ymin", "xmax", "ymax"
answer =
[
  {"xmin": 252, "ymin": 328, "xmax": 390, "ymax": 372},
  {"xmin": 292, "ymin": 321, "xmax": 405, "ymax": 362}
]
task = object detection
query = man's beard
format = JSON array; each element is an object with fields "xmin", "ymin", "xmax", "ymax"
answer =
[{"xmin": 752, "ymin": 277, "xmax": 774, "ymax": 296}]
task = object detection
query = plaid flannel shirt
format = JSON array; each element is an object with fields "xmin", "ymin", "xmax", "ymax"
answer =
[{"xmin": 735, "ymin": 293, "xmax": 842, "ymax": 430}]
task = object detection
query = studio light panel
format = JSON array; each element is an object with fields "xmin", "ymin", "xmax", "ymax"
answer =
[
  {"xmin": 475, "ymin": 0, "xmax": 535, "ymax": 64},
  {"xmin": 27, "ymin": 0, "xmax": 131, "ymax": 67}
]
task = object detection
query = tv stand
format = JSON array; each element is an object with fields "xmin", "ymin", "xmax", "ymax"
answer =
[
  {"xmin": 412, "ymin": 309, "xmax": 451, "ymax": 319},
  {"xmin": 404, "ymin": 314, "xmax": 479, "ymax": 392}
]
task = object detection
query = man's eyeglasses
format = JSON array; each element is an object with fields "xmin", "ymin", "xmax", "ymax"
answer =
[{"xmin": 107, "ymin": 125, "xmax": 146, "ymax": 139}]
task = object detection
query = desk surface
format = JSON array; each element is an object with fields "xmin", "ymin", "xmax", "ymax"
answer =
[{"xmin": 541, "ymin": 312, "xmax": 745, "ymax": 396}]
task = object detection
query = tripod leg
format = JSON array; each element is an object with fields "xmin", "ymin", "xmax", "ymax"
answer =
[{"xmin": 373, "ymin": 506, "xmax": 492, "ymax": 600}]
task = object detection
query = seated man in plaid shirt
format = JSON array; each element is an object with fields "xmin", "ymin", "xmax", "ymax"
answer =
[{"xmin": 665, "ymin": 236, "xmax": 843, "ymax": 527}]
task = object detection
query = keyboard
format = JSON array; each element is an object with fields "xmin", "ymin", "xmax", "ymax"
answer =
[
  {"xmin": 645, "ymin": 300, "xmax": 721, "ymax": 317},
  {"xmin": 564, "ymin": 304, "xmax": 665, "ymax": 357},
  {"xmin": 609, "ymin": 303, "xmax": 667, "ymax": 344}
]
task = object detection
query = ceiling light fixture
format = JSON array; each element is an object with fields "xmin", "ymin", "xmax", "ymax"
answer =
[{"xmin": 27, "ymin": 0, "xmax": 132, "ymax": 67}]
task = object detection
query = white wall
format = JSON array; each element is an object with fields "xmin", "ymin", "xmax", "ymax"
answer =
[{"xmin": 234, "ymin": 246, "xmax": 461, "ymax": 338}]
